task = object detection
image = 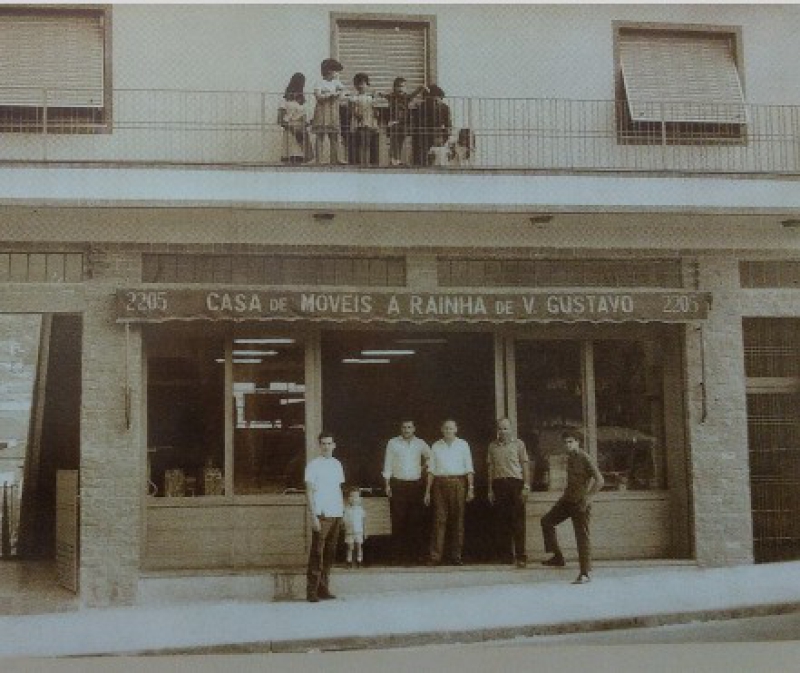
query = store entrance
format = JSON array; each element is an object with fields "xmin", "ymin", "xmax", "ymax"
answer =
[{"xmin": 321, "ymin": 329, "xmax": 497, "ymax": 563}]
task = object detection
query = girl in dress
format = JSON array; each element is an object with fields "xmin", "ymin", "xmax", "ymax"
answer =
[
  {"xmin": 277, "ymin": 72, "xmax": 311, "ymax": 164},
  {"xmin": 311, "ymin": 58, "xmax": 346, "ymax": 164}
]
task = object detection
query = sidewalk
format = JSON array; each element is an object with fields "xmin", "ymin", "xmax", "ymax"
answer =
[{"xmin": 1, "ymin": 561, "xmax": 799, "ymax": 657}]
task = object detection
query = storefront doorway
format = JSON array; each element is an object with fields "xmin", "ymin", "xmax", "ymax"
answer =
[
  {"xmin": 0, "ymin": 313, "xmax": 82, "ymax": 597},
  {"xmin": 321, "ymin": 329, "xmax": 497, "ymax": 561}
]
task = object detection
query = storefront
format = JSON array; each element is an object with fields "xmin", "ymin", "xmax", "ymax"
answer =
[{"xmin": 119, "ymin": 285, "xmax": 710, "ymax": 570}]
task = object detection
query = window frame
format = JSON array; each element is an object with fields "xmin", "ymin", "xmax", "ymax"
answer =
[
  {"xmin": 330, "ymin": 11, "xmax": 438, "ymax": 91},
  {"xmin": 612, "ymin": 20, "xmax": 746, "ymax": 146},
  {"xmin": 0, "ymin": 4, "xmax": 113, "ymax": 134}
]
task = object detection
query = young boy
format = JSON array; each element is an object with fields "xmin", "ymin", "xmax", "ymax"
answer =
[
  {"xmin": 343, "ymin": 486, "xmax": 367, "ymax": 568},
  {"xmin": 540, "ymin": 430, "xmax": 604, "ymax": 584}
]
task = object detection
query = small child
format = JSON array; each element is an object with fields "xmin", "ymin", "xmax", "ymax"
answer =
[
  {"xmin": 348, "ymin": 72, "xmax": 379, "ymax": 166},
  {"xmin": 427, "ymin": 135, "xmax": 452, "ymax": 167},
  {"xmin": 450, "ymin": 128, "xmax": 475, "ymax": 168},
  {"xmin": 343, "ymin": 486, "xmax": 367, "ymax": 568}
]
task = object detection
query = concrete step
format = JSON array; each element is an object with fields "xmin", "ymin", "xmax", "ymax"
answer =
[{"xmin": 137, "ymin": 560, "xmax": 698, "ymax": 605}]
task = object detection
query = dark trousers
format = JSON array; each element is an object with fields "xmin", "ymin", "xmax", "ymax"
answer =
[
  {"xmin": 306, "ymin": 516, "xmax": 341, "ymax": 598},
  {"xmin": 430, "ymin": 476, "xmax": 466, "ymax": 563},
  {"xmin": 350, "ymin": 128, "xmax": 379, "ymax": 166},
  {"xmin": 541, "ymin": 498, "xmax": 592, "ymax": 575},
  {"xmin": 389, "ymin": 478, "xmax": 424, "ymax": 562},
  {"xmin": 492, "ymin": 478, "xmax": 527, "ymax": 562}
]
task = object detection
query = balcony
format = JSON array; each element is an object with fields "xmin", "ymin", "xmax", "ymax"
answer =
[{"xmin": 1, "ymin": 88, "xmax": 799, "ymax": 175}]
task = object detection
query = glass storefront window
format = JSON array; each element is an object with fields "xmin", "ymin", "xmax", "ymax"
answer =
[
  {"xmin": 515, "ymin": 341, "xmax": 584, "ymax": 492},
  {"xmin": 593, "ymin": 341, "xmax": 666, "ymax": 491},
  {"xmin": 232, "ymin": 333, "xmax": 306, "ymax": 494},
  {"xmin": 146, "ymin": 327, "xmax": 225, "ymax": 497}
]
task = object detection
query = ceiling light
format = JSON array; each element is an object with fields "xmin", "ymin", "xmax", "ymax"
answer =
[
  {"xmin": 342, "ymin": 358, "xmax": 391, "ymax": 364},
  {"xmin": 233, "ymin": 358, "xmax": 262, "ymax": 364},
  {"xmin": 234, "ymin": 338, "xmax": 295, "ymax": 344},
  {"xmin": 361, "ymin": 350, "xmax": 416, "ymax": 356},
  {"xmin": 232, "ymin": 350, "xmax": 278, "ymax": 356}
]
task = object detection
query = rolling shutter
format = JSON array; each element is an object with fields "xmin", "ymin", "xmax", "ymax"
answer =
[
  {"xmin": 620, "ymin": 31, "xmax": 746, "ymax": 124},
  {"xmin": 336, "ymin": 20, "xmax": 428, "ymax": 93},
  {"xmin": 0, "ymin": 12, "xmax": 105, "ymax": 108}
]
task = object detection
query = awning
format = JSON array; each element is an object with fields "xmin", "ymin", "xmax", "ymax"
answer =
[
  {"xmin": 117, "ymin": 288, "xmax": 712, "ymax": 324},
  {"xmin": 619, "ymin": 31, "xmax": 747, "ymax": 124}
]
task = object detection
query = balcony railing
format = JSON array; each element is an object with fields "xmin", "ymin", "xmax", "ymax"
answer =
[{"xmin": 0, "ymin": 88, "xmax": 799, "ymax": 174}]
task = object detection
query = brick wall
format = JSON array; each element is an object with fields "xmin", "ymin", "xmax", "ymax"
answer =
[
  {"xmin": 686, "ymin": 257, "xmax": 754, "ymax": 566},
  {"xmin": 79, "ymin": 249, "xmax": 143, "ymax": 606}
]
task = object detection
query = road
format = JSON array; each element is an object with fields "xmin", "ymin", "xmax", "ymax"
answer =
[{"xmin": 480, "ymin": 611, "xmax": 800, "ymax": 646}]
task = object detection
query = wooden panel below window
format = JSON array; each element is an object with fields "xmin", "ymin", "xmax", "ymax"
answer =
[{"xmin": 144, "ymin": 498, "xmax": 308, "ymax": 570}]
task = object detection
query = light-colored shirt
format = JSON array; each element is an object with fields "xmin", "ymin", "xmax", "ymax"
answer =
[
  {"xmin": 305, "ymin": 456, "xmax": 345, "ymax": 517},
  {"xmin": 343, "ymin": 504, "xmax": 366, "ymax": 535},
  {"xmin": 488, "ymin": 437, "xmax": 529, "ymax": 480},
  {"xmin": 382, "ymin": 435, "xmax": 431, "ymax": 481},
  {"xmin": 429, "ymin": 438, "xmax": 474, "ymax": 477}
]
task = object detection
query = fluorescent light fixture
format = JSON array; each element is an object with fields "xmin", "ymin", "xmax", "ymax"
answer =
[
  {"xmin": 234, "ymin": 338, "xmax": 296, "ymax": 344},
  {"xmin": 233, "ymin": 358, "xmax": 262, "ymax": 364},
  {"xmin": 232, "ymin": 350, "xmax": 278, "ymax": 356},
  {"xmin": 361, "ymin": 349, "xmax": 416, "ymax": 356},
  {"xmin": 342, "ymin": 358, "xmax": 391, "ymax": 364},
  {"xmin": 279, "ymin": 398, "xmax": 306, "ymax": 405},
  {"xmin": 395, "ymin": 338, "xmax": 448, "ymax": 345}
]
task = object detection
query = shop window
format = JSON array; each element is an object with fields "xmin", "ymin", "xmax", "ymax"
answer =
[
  {"xmin": 515, "ymin": 341, "xmax": 584, "ymax": 492},
  {"xmin": 0, "ymin": 7, "xmax": 111, "ymax": 133},
  {"xmin": 593, "ymin": 341, "xmax": 667, "ymax": 491},
  {"xmin": 232, "ymin": 332, "xmax": 306, "ymax": 494},
  {"xmin": 615, "ymin": 24, "xmax": 746, "ymax": 144},
  {"xmin": 146, "ymin": 329, "xmax": 225, "ymax": 497}
]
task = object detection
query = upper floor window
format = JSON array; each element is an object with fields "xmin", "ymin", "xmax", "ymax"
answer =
[
  {"xmin": 614, "ymin": 23, "xmax": 746, "ymax": 144},
  {"xmin": 0, "ymin": 6, "xmax": 111, "ymax": 133},
  {"xmin": 331, "ymin": 13, "xmax": 435, "ymax": 93}
]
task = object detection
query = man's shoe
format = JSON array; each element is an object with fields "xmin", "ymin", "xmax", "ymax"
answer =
[
  {"xmin": 542, "ymin": 554, "xmax": 566, "ymax": 567},
  {"xmin": 450, "ymin": 559, "xmax": 464, "ymax": 566},
  {"xmin": 572, "ymin": 573, "xmax": 591, "ymax": 585},
  {"xmin": 515, "ymin": 560, "xmax": 527, "ymax": 569},
  {"xmin": 319, "ymin": 592, "xmax": 337, "ymax": 600},
  {"xmin": 307, "ymin": 594, "xmax": 319, "ymax": 603}
]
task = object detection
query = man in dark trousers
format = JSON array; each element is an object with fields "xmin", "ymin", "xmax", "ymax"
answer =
[
  {"xmin": 305, "ymin": 431, "xmax": 345, "ymax": 602},
  {"xmin": 383, "ymin": 419, "xmax": 431, "ymax": 564},
  {"xmin": 540, "ymin": 430, "xmax": 604, "ymax": 584},
  {"xmin": 488, "ymin": 417, "xmax": 530, "ymax": 568}
]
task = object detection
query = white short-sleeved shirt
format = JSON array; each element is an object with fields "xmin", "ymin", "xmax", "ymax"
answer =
[
  {"xmin": 382, "ymin": 435, "xmax": 431, "ymax": 481},
  {"xmin": 429, "ymin": 438, "xmax": 475, "ymax": 477},
  {"xmin": 305, "ymin": 456, "xmax": 345, "ymax": 517}
]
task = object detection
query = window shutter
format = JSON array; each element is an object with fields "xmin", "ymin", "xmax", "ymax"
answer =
[
  {"xmin": 336, "ymin": 21, "xmax": 428, "ymax": 93},
  {"xmin": 620, "ymin": 31, "xmax": 746, "ymax": 124},
  {"xmin": 0, "ymin": 13, "xmax": 105, "ymax": 108}
]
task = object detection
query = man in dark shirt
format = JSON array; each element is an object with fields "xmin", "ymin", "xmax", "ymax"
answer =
[{"xmin": 540, "ymin": 430, "xmax": 604, "ymax": 584}]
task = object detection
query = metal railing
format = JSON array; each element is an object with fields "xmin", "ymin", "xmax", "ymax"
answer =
[{"xmin": 0, "ymin": 88, "xmax": 799, "ymax": 174}]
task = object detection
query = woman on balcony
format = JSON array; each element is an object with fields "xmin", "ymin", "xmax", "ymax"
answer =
[{"xmin": 311, "ymin": 58, "xmax": 347, "ymax": 165}]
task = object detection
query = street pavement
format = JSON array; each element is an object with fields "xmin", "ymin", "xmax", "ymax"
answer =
[{"xmin": 1, "ymin": 561, "xmax": 800, "ymax": 657}]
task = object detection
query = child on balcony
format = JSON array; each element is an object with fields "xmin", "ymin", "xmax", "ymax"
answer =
[
  {"xmin": 343, "ymin": 486, "xmax": 367, "ymax": 568},
  {"xmin": 277, "ymin": 73, "xmax": 312, "ymax": 164},
  {"xmin": 450, "ymin": 128, "xmax": 475, "ymax": 168},
  {"xmin": 311, "ymin": 58, "xmax": 347, "ymax": 164},
  {"xmin": 380, "ymin": 77, "xmax": 426, "ymax": 166},
  {"xmin": 413, "ymin": 84, "xmax": 451, "ymax": 167},
  {"xmin": 348, "ymin": 73, "xmax": 380, "ymax": 166}
]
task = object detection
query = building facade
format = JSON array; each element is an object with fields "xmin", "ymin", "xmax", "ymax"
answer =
[{"xmin": 0, "ymin": 4, "xmax": 799, "ymax": 607}]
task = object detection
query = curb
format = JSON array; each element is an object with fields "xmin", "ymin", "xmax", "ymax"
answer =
[{"xmin": 116, "ymin": 600, "xmax": 800, "ymax": 656}]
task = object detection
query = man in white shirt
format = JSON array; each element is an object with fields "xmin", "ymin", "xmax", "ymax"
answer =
[
  {"xmin": 383, "ymin": 419, "xmax": 431, "ymax": 565},
  {"xmin": 305, "ymin": 431, "xmax": 345, "ymax": 602},
  {"xmin": 424, "ymin": 419, "xmax": 475, "ymax": 565}
]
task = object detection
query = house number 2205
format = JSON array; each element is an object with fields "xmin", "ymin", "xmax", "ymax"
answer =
[{"xmin": 125, "ymin": 291, "xmax": 168, "ymax": 312}]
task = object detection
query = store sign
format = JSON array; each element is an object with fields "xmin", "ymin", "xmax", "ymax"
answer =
[{"xmin": 117, "ymin": 288, "xmax": 711, "ymax": 323}]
